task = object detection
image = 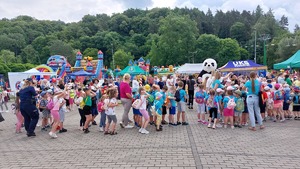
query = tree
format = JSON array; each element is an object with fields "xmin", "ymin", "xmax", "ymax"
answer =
[
  {"xmin": 152, "ymin": 14, "xmax": 198, "ymax": 65},
  {"xmin": 294, "ymin": 24, "xmax": 300, "ymax": 33},
  {"xmin": 49, "ymin": 40, "xmax": 74, "ymax": 60},
  {"xmin": 230, "ymin": 22, "xmax": 248, "ymax": 43},
  {"xmin": 217, "ymin": 38, "xmax": 241, "ymax": 66},
  {"xmin": 196, "ymin": 34, "xmax": 221, "ymax": 62},
  {"xmin": 83, "ymin": 48, "xmax": 98, "ymax": 59},
  {"xmin": 21, "ymin": 45, "xmax": 40, "ymax": 64},
  {"xmin": 0, "ymin": 50, "xmax": 17, "ymax": 64},
  {"xmin": 112, "ymin": 49, "xmax": 134, "ymax": 69},
  {"xmin": 279, "ymin": 15, "xmax": 289, "ymax": 30}
]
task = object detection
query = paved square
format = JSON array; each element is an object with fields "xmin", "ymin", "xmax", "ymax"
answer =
[{"xmin": 0, "ymin": 103, "xmax": 299, "ymax": 169}]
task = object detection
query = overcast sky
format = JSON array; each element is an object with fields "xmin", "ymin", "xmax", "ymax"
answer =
[{"xmin": 0, "ymin": 0, "xmax": 298, "ymax": 31}]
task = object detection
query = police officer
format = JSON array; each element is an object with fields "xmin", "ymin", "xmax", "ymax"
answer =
[{"xmin": 17, "ymin": 78, "xmax": 39, "ymax": 137}]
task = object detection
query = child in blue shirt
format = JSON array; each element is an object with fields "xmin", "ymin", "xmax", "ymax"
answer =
[
  {"xmin": 153, "ymin": 85, "xmax": 163, "ymax": 131},
  {"xmin": 161, "ymin": 86, "xmax": 168, "ymax": 125},
  {"xmin": 195, "ymin": 84, "xmax": 207, "ymax": 124},
  {"xmin": 206, "ymin": 90, "xmax": 220, "ymax": 129},
  {"xmin": 177, "ymin": 81, "xmax": 188, "ymax": 125},
  {"xmin": 167, "ymin": 86, "xmax": 177, "ymax": 126},
  {"xmin": 132, "ymin": 92, "xmax": 142, "ymax": 127},
  {"xmin": 223, "ymin": 88, "xmax": 236, "ymax": 129}
]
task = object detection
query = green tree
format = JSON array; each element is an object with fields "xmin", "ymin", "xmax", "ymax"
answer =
[
  {"xmin": 21, "ymin": 45, "xmax": 40, "ymax": 64},
  {"xmin": 217, "ymin": 38, "xmax": 241, "ymax": 66},
  {"xmin": 196, "ymin": 34, "xmax": 221, "ymax": 62},
  {"xmin": 230, "ymin": 22, "xmax": 248, "ymax": 43},
  {"xmin": 0, "ymin": 50, "xmax": 17, "ymax": 64},
  {"xmin": 83, "ymin": 48, "xmax": 98, "ymax": 59},
  {"xmin": 49, "ymin": 40, "xmax": 74, "ymax": 60},
  {"xmin": 112, "ymin": 49, "xmax": 134, "ymax": 69},
  {"xmin": 152, "ymin": 14, "xmax": 198, "ymax": 65}
]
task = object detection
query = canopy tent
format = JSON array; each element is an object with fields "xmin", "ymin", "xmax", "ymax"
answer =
[
  {"xmin": 273, "ymin": 50, "xmax": 300, "ymax": 69},
  {"xmin": 219, "ymin": 60, "xmax": 267, "ymax": 72},
  {"xmin": 118, "ymin": 66, "xmax": 146, "ymax": 76},
  {"xmin": 8, "ymin": 69, "xmax": 56, "ymax": 92},
  {"xmin": 175, "ymin": 63, "xmax": 203, "ymax": 74},
  {"xmin": 69, "ymin": 70, "xmax": 95, "ymax": 76}
]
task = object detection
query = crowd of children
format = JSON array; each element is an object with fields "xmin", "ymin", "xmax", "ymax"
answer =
[{"xmin": 4, "ymin": 71, "xmax": 300, "ymax": 138}]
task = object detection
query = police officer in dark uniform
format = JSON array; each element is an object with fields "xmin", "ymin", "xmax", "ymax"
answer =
[{"xmin": 17, "ymin": 78, "xmax": 39, "ymax": 137}]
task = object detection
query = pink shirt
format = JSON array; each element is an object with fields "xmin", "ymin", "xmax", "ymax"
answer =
[{"xmin": 120, "ymin": 81, "xmax": 131, "ymax": 99}]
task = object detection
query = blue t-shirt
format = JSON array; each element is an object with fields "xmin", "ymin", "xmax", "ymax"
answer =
[
  {"xmin": 195, "ymin": 91, "xmax": 207, "ymax": 104},
  {"xmin": 179, "ymin": 89, "xmax": 186, "ymax": 102},
  {"xmin": 168, "ymin": 92, "xmax": 176, "ymax": 107},
  {"xmin": 223, "ymin": 95, "xmax": 236, "ymax": 108},
  {"xmin": 206, "ymin": 95, "xmax": 219, "ymax": 108},
  {"xmin": 245, "ymin": 80, "xmax": 261, "ymax": 95},
  {"xmin": 161, "ymin": 91, "xmax": 166, "ymax": 104},
  {"xmin": 212, "ymin": 79, "xmax": 223, "ymax": 89}
]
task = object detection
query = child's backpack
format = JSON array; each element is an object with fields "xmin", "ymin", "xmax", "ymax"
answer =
[
  {"xmin": 227, "ymin": 97, "xmax": 236, "ymax": 109},
  {"xmin": 132, "ymin": 99, "xmax": 142, "ymax": 109},
  {"xmin": 235, "ymin": 97, "xmax": 244, "ymax": 112},
  {"xmin": 46, "ymin": 99, "xmax": 54, "ymax": 110},
  {"xmin": 175, "ymin": 89, "xmax": 182, "ymax": 102},
  {"xmin": 147, "ymin": 95, "xmax": 155, "ymax": 103},
  {"xmin": 266, "ymin": 92, "xmax": 274, "ymax": 109},
  {"xmin": 195, "ymin": 91, "xmax": 205, "ymax": 104},
  {"xmin": 207, "ymin": 96, "xmax": 218, "ymax": 108},
  {"xmin": 273, "ymin": 90, "xmax": 283, "ymax": 101}
]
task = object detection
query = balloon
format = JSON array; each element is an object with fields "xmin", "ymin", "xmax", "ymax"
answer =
[{"xmin": 52, "ymin": 78, "xmax": 57, "ymax": 83}]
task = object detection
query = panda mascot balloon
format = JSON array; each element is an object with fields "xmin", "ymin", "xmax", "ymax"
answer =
[{"xmin": 198, "ymin": 58, "xmax": 217, "ymax": 86}]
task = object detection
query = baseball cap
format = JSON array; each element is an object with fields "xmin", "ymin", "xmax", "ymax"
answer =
[
  {"xmin": 216, "ymin": 88, "xmax": 224, "ymax": 93},
  {"xmin": 227, "ymin": 86, "xmax": 234, "ymax": 91},
  {"xmin": 40, "ymin": 91, "xmax": 47, "ymax": 97},
  {"xmin": 234, "ymin": 90, "xmax": 242, "ymax": 96},
  {"xmin": 274, "ymin": 83, "xmax": 281, "ymax": 90},
  {"xmin": 264, "ymin": 86, "xmax": 270, "ymax": 91}
]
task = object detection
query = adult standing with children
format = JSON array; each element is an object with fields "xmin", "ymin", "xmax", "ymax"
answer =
[
  {"xmin": 120, "ymin": 73, "xmax": 134, "ymax": 129},
  {"xmin": 243, "ymin": 71, "xmax": 265, "ymax": 131},
  {"xmin": 17, "ymin": 78, "xmax": 39, "ymax": 137}
]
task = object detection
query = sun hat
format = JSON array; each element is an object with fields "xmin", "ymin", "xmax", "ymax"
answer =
[
  {"xmin": 264, "ymin": 86, "xmax": 270, "ymax": 91},
  {"xmin": 227, "ymin": 86, "xmax": 234, "ymax": 91},
  {"xmin": 216, "ymin": 88, "xmax": 224, "ymax": 93}
]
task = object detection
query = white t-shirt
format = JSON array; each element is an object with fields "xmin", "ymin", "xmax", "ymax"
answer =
[
  {"xmin": 166, "ymin": 79, "xmax": 174, "ymax": 88},
  {"xmin": 206, "ymin": 77, "xmax": 214, "ymax": 90},
  {"xmin": 139, "ymin": 95, "xmax": 147, "ymax": 110},
  {"xmin": 59, "ymin": 97, "xmax": 66, "ymax": 111},
  {"xmin": 52, "ymin": 96, "xmax": 60, "ymax": 111},
  {"xmin": 132, "ymin": 80, "xmax": 139, "ymax": 90},
  {"xmin": 105, "ymin": 98, "xmax": 117, "ymax": 116},
  {"xmin": 75, "ymin": 96, "xmax": 83, "ymax": 109}
]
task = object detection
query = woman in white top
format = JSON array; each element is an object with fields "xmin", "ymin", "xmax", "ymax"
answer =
[
  {"xmin": 0, "ymin": 87, "xmax": 9, "ymax": 112},
  {"xmin": 132, "ymin": 76, "xmax": 139, "ymax": 93}
]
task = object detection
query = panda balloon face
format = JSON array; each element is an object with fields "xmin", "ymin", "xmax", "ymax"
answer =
[{"xmin": 203, "ymin": 58, "xmax": 217, "ymax": 73}]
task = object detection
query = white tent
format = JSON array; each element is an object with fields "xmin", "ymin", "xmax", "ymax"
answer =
[
  {"xmin": 8, "ymin": 69, "xmax": 56, "ymax": 92},
  {"xmin": 175, "ymin": 63, "xmax": 203, "ymax": 74}
]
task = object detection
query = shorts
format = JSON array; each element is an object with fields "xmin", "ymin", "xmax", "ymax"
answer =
[
  {"xmin": 107, "ymin": 115, "xmax": 117, "ymax": 123},
  {"xmin": 59, "ymin": 109, "xmax": 65, "ymax": 122},
  {"xmin": 283, "ymin": 102, "xmax": 290, "ymax": 111},
  {"xmin": 133, "ymin": 108, "xmax": 142, "ymax": 116},
  {"xmin": 274, "ymin": 102, "xmax": 283, "ymax": 109},
  {"xmin": 51, "ymin": 110, "xmax": 60, "ymax": 121},
  {"xmin": 197, "ymin": 104, "xmax": 205, "ymax": 114},
  {"xmin": 169, "ymin": 106, "xmax": 176, "ymax": 115},
  {"xmin": 42, "ymin": 110, "xmax": 50, "ymax": 118},
  {"xmin": 177, "ymin": 101, "xmax": 186, "ymax": 112},
  {"xmin": 139, "ymin": 109, "xmax": 150, "ymax": 120},
  {"xmin": 234, "ymin": 111, "xmax": 243, "ymax": 117},
  {"xmin": 209, "ymin": 107, "xmax": 218, "ymax": 120},
  {"xmin": 293, "ymin": 105, "xmax": 300, "ymax": 111},
  {"xmin": 69, "ymin": 98, "xmax": 74, "ymax": 105},
  {"xmin": 223, "ymin": 108, "xmax": 234, "ymax": 117},
  {"xmin": 91, "ymin": 107, "xmax": 98, "ymax": 116},
  {"xmin": 65, "ymin": 99, "xmax": 70, "ymax": 106},
  {"xmin": 83, "ymin": 105, "xmax": 92, "ymax": 115},
  {"xmin": 162, "ymin": 106, "xmax": 167, "ymax": 115},
  {"xmin": 260, "ymin": 103, "xmax": 266, "ymax": 113}
]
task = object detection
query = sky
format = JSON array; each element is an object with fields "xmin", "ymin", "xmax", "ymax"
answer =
[{"xmin": 0, "ymin": 0, "xmax": 298, "ymax": 31}]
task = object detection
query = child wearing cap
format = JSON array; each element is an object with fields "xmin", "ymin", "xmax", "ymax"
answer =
[
  {"xmin": 292, "ymin": 87, "xmax": 300, "ymax": 120},
  {"xmin": 39, "ymin": 91, "xmax": 50, "ymax": 131},
  {"xmin": 223, "ymin": 86, "xmax": 236, "ymax": 129},
  {"xmin": 283, "ymin": 84, "xmax": 293, "ymax": 120},
  {"xmin": 233, "ymin": 90, "xmax": 244, "ymax": 128}
]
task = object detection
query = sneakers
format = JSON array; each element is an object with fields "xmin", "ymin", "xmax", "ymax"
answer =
[
  {"xmin": 59, "ymin": 128, "xmax": 67, "ymax": 133},
  {"xmin": 138, "ymin": 128, "xmax": 143, "ymax": 133},
  {"xmin": 280, "ymin": 118, "xmax": 285, "ymax": 122},
  {"xmin": 177, "ymin": 121, "xmax": 182, "ymax": 125},
  {"xmin": 83, "ymin": 128, "xmax": 90, "ymax": 133},
  {"xmin": 182, "ymin": 122, "xmax": 189, "ymax": 125},
  {"xmin": 224, "ymin": 125, "xmax": 227, "ymax": 129},
  {"xmin": 207, "ymin": 123, "xmax": 211, "ymax": 128},
  {"xmin": 231, "ymin": 126, "xmax": 235, "ymax": 129},
  {"xmin": 141, "ymin": 128, "xmax": 149, "ymax": 134},
  {"xmin": 92, "ymin": 121, "xmax": 97, "ymax": 125},
  {"xmin": 202, "ymin": 121, "xmax": 208, "ymax": 125},
  {"xmin": 99, "ymin": 127, "xmax": 104, "ymax": 132},
  {"xmin": 49, "ymin": 132, "xmax": 57, "ymax": 138},
  {"xmin": 212, "ymin": 124, "xmax": 216, "ymax": 129},
  {"xmin": 120, "ymin": 122, "xmax": 124, "ymax": 128},
  {"xmin": 197, "ymin": 120, "xmax": 202, "ymax": 123},
  {"xmin": 216, "ymin": 124, "xmax": 223, "ymax": 128},
  {"xmin": 41, "ymin": 127, "xmax": 47, "ymax": 132},
  {"xmin": 27, "ymin": 133, "xmax": 36, "ymax": 137},
  {"xmin": 161, "ymin": 120, "xmax": 168, "ymax": 125},
  {"xmin": 124, "ymin": 125, "xmax": 134, "ymax": 129}
]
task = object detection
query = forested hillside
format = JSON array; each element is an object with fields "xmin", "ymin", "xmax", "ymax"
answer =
[{"xmin": 0, "ymin": 5, "xmax": 299, "ymax": 75}]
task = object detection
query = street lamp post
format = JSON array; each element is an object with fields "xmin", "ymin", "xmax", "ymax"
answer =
[
  {"xmin": 111, "ymin": 43, "xmax": 115, "ymax": 69},
  {"xmin": 260, "ymin": 34, "xmax": 271, "ymax": 66},
  {"xmin": 254, "ymin": 29, "xmax": 257, "ymax": 63}
]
